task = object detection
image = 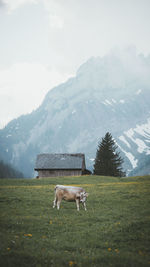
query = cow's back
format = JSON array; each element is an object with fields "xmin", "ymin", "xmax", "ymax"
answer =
[
  {"xmin": 55, "ymin": 185, "xmax": 84, "ymax": 193},
  {"xmin": 55, "ymin": 185, "xmax": 84, "ymax": 201}
]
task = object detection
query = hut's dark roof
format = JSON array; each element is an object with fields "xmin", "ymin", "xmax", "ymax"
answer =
[{"xmin": 35, "ymin": 153, "xmax": 85, "ymax": 170}]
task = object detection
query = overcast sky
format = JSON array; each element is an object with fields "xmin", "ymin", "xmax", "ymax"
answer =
[{"xmin": 0, "ymin": 0, "xmax": 150, "ymax": 128}]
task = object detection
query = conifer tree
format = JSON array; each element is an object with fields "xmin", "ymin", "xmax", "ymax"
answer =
[{"xmin": 93, "ymin": 132, "xmax": 125, "ymax": 177}]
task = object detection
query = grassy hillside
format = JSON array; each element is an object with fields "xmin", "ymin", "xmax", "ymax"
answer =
[{"xmin": 0, "ymin": 175, "xmax": 150, "ymax": 267}]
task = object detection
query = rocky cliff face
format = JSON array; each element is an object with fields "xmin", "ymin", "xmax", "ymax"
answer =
[{"xmin": 0, "ymin": 48, "xmax": 150, "ymax": 177}]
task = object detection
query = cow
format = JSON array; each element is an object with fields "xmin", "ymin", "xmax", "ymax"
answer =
[{"xmin": 53, "ymin": 185, "xmax": 88, "ymax": 211}]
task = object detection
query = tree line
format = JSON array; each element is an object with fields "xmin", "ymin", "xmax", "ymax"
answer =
[
  {"xmin": 0, "ymin": 160, "xmax": 24, "ymax": 179},
  {"xmin": 0, "ymin": 132, "xmax": 125, "ymax": 179}
]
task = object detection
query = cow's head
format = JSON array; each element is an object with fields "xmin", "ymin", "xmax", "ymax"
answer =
[{"xmin": 79, "ymin": 192, "xmax": 88, "ymax": 203}]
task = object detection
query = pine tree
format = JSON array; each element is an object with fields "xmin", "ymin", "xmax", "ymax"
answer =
[{"xmin": 93, "ymin": 132, "xmax": 125, "ymax": 177}]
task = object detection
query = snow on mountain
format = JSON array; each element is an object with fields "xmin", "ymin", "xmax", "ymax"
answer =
[
  {"xmin": 117, "ymin": 118, "xmax": 150, "ymax": 174},
  {"xmin": 0, "ymin": 48, "xmax": 150, "ymax": 177}
]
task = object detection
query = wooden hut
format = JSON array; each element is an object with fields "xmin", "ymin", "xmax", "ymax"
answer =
[{"xmin": 34, "ymin": 153, "xmax": 86, "ymax": 178}]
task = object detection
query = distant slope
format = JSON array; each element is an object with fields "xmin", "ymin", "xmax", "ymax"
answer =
[
  {"xmin": 0, "ymin": 48, "xmax": 150, "ymax": 177},
  {"xmin": 0, "ymin": 160, "xmax": 24, "ymax": 179}
]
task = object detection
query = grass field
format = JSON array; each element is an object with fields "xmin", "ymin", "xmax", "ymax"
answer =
[{"xmin": 0, "ymin": 175, "xmax": 150, "ymax": 267}]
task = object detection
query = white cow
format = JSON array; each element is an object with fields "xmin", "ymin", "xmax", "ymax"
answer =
[{"xmin": 53, "ymin": 185, "xmax": 88, "ymax": 211}]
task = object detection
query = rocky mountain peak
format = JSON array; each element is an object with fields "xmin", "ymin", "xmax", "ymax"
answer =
[{"xmin": 0, "ymin": 49, "xmax": 150, "ymax": 177}]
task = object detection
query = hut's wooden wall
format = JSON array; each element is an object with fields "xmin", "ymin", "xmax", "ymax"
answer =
[{"xmin": 37, "ymin": 169, "xmax": 82, "ymax": 177}]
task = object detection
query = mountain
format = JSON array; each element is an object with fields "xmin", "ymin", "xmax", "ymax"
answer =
[{"xmin": 0, "ymin": 47, "xmax": 150, "ymax": 177}]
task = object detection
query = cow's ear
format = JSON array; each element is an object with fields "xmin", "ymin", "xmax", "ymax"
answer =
[{"xmin": 86, "ymin": 193, "xmax": 89, "ymax": 197}]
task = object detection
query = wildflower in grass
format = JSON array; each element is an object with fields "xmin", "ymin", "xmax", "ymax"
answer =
[
  {"xmin": 138, "ymin": 250, "xmax": 144, "ymax": 256},
  {"xmin": 115, "ymin": 222, "xmax": 120, "ymax": 226},
  {"xmin": 24, "ymin": 234, "xmax": 32, "ymax": 237},
  {"xmin": 115, "ymin": 249, "xmax": 119, "ymax": 253},
  {"xmin": 49, "ymin": 220, "xmax": 53, "ymax": 224},
  {"xmin": 7, "ymin": 248, "xmax": 11, "ymax": 251},
  {"xmin": 27, "ymin": 234, "xmax": 32, "ymax": 237},
  {"xmin": 108, "ymin": 248, "xmax": 111, "ymax": 251},
  {"xmin": 69, "ymin": 261, "xmax": 74, "ymax": 266}
]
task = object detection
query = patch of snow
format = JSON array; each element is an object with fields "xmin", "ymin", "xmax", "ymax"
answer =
[
  {"xmin": 6, "ymin": 149, "xmax": 8, "ymax": 153},
  {"xmin": 124, "ymin": 152, "xmax": 138, "ymax": 168},
  {"xmin": 122, "ymin": 149, "xmax": 138, "ymax": 168},
  {"xmin": 125, "ymin": 128, "xmax": 134, "ymax": 139},
  {"xmin": 112, "ymin": 98, "xmax": 116, "ymax": 103},
  {"xmin": 124, "ymin": 118, "xmax": 150, "ymax": 155},
  {"xmin": 117, "ymin": 144, "xmax": 138, "ymax": 169},
  {"xmin": 72, "ymin": 110, "xmax": 76, "ymax": 114},
  {"xmin": 105, "ymin": 99, "xmax": 113, "ymax": 105},
  {"xmin": 102, "ymin": 99, "xmax": 114, "ymax": 106},
  {"xmin": 89, "ymin": 158, "xmax": 95, "ymax": 161},
  {"xmin": 134, "ymin": 118, "xmax": 150, "ymax": 139},
  {"xmin": 119, "ymin": 135, "xmax": 131, "ymax": 148},
  {"xmin": 135, "ymin": 138, "xmax": 149, "ymax": 153},
  {"xmin": 102, "ymin": 101, "xmax": 107, "ymax": 106},
  {"xmin": 120, "ymin": 99, "xmax": 125, "ymax": 104},
  {"xmin": 136, "ymin": 89, "xmax": 142, "ymax": 95},
  {"xmin": 6, "ymin": 134, "xmax": 12, "ymax": 138}
]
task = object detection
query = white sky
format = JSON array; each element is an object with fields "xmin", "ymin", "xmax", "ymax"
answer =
[{"xmin": 0, "ymin": 0, "xmax": 150, "ymax": 128}]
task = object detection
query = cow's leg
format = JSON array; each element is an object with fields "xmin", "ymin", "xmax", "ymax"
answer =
[
  {"xmin": 76, "ymin": 199, "xmax": 80, "ymax": 211},
  {"xmin": 53, "ymin": 192, "xmax": 57, "ymax": 208},
  {"xmin": 53, "ymin": 197, "xmax": 57, "ymax": 208},
  {"xmin": 83, "ymin": 202, "xmax": 87, "ymax": 211},
  {"xmin": 57, "ymin": 199, "xmax": 61, "ymax": 210}
]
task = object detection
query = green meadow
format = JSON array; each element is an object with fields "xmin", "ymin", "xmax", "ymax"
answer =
[{"xmin": 0, "ymin": 175, "xmax": 150, "ymax": 267}]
